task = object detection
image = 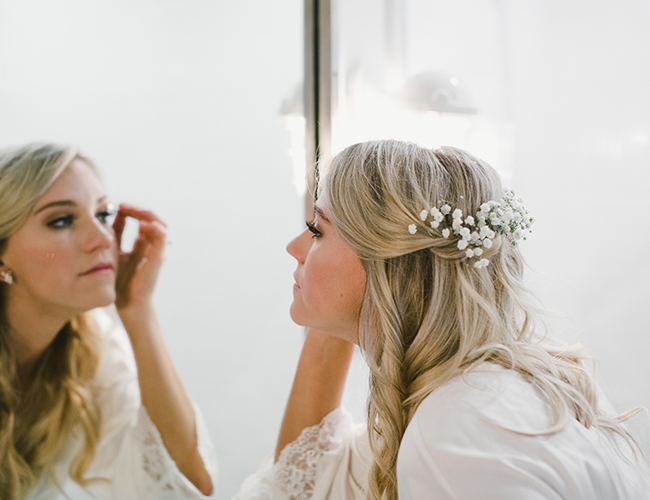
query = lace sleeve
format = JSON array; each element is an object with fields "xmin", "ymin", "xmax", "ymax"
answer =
[
  {"xmin": 234, "ymin": 407, "xmax": 369, "ymax": 500},
  {"xmin": 133, "ymin": 400, "xmax": 218, "ymax": 498}
]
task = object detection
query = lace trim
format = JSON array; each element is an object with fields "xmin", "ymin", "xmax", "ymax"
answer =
[
  {"xmin": 135, "ymin": 403, "xmax": 217, "ymax": 498},
  {"xmin": 234, "ymin": 407, "xmax": 354, "ymax": 500}
]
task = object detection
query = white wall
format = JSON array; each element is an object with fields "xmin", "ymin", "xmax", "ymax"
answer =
[{"xmin": 0, "ymin": 1, "xmax": 304, "ymax": 497}]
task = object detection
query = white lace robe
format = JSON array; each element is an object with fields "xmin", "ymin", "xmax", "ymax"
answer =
[
  {"xmin": 235, "ymin": 364, "xmax": 650, "ymax": 500},
  {"xmin": 26, "ymin": 308, "xmax": 218, "ymax": 500}
]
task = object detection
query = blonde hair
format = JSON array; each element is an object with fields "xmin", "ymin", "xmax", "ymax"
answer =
[
  {"xmin": 0, "ymin": 143, "xmax": 102, "ymax": 499},
  {"xmin": 324, "ymin": 140, "xmax": 643, "ymax": 500}
]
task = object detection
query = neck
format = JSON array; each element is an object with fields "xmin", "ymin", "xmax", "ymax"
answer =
[{"xmin": 4, "ymin": 291, "xmax": 73, "ymax": 387}]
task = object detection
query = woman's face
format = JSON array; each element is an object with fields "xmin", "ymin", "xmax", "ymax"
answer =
[
  {"xmin": 286, "ymin": 198, "xmax": 366, "ymax": 344},
  {"xmin": 0, "ymin": 159, "xmax": 118, "ymax": 317}
]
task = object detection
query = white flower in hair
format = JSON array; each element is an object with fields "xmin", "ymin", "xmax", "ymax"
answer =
[
  {"xmin": 407, "ymin": 189, "xmax": 533, "ymax": 268},
  {"xmin": 474, "ymin": 259, "xmax": 490, "ymax": 269}
]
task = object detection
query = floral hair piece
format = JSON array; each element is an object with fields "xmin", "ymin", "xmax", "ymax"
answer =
[{"xmin": 407, "ymin": 189, "xmax": 534, "ymax": 269}]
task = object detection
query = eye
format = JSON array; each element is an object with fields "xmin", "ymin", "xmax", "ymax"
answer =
[
  {"xmin": 306, "ymin": 221, "xmax": 322, "ymax": 238},
  {"xmin": 96, "ymin": 203, "xmax": 118, "ymax": 225},
  {"xmin": 47, "ymin": 214, "xmax": 75, "ymax": 229}
]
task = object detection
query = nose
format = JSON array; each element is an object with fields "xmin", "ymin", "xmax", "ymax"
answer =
[
  {"xmin": 84, "ymin": 218, "xmax": 115, "ymax": 253},
  {"xmin": 286, "ymin": 229, "xmax": 311, "ymax": 263}
]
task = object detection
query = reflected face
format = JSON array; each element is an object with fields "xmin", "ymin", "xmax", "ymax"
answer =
[
  {"xmin": 286, "ymin": 198, "xmax": 366, "ymax": 344},
  {"xmin": 0, "ymin": 159, "xmax": 118, "ymax": 317}
]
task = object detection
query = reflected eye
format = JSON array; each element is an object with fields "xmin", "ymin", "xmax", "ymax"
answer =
[
  {"xmin": 96, "ymin": 203, "xmax": 118, "ymax": 225},
  {"xmin": 47, "ymin": 215, "xmax": 75, "ymax": 229},
  {"xmin": 306, "ymin": 221, "xmax": 322, "ymax": 238}
]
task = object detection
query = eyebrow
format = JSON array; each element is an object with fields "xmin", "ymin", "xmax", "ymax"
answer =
[
  {"xmin": 313, "ymin": 205, "xmax": 331, "ymax": 223},
  {"xmin": 34, "ymin": 196, "xmax": 108, "ymax": 215}
]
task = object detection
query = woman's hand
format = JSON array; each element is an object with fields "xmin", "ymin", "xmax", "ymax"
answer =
[{"xmin": 113, "ymin": 204, "xmax": 167, "ymax": 312}]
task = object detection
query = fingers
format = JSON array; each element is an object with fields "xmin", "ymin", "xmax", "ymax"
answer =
[
  {"xmin": 113, "ymin": 211, "xmax": 127, "ymax": 248},
  {"xmin": 131, "ymin": 220, "xmax": 167, "ymax": 261},
  {"xmin": 117, "ymin": 204, "xmax": 167, "ymax": 228}
]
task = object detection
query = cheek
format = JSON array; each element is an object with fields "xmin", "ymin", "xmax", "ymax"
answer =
[
  {"xmin": 10, "ymin": 237, "xmax": 76, "ymax": 287},
  {"xmin": 304, "ymin": 252, "xmax": 366, "ymax": 314}
]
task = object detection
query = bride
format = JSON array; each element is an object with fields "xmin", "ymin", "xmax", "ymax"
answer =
[
  {"xmin": 0, "ymin": 143, "xmax": 217, "ymax": 499},
  {"xmin": 237, "ymin": 139, "xmax": 650, "ymax": 499}
]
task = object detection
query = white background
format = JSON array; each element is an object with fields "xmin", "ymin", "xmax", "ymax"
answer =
[{"xmin": 1, "ymin": 1, "xmax": 648, "ymax": 497}]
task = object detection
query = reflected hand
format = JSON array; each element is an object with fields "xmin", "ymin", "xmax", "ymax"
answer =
[{"xmin": 113, "ymin": 204, "xmax": 167, "ymax": 311}]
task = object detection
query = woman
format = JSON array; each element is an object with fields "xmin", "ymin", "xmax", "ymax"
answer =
[
  {"xmin": 0, "ymin": 143, "xmax": 217, "ymax": 499},
  {"xmin": 236, "ymin": 140, "xmax": 650, "ymax": 499}
]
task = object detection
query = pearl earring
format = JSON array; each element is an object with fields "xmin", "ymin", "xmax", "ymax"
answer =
[{"xmin": 0, "ymin": 269, "xmax": 14, "ymax": 284}]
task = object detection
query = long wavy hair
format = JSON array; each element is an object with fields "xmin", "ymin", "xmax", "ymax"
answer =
[
  {"xmin": 0, "ymin": 143, "xmax": 103, "ymax": 499},
  {"xmin": 324, "ymin": 139, "xmax": 643, "ymax": 500}
]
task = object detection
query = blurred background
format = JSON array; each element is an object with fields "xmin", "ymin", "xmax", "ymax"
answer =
[{"xmin": 0, "ymin": 0, "xmax": 648, "ymax": 497}]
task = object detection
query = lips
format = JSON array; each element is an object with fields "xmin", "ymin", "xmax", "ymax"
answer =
[{"xmin": 79, "ymin": 262, "xmax": 114, "ymax": 276}]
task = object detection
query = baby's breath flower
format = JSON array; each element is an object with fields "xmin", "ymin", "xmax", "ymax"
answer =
[
  {"xmin": 407, "ymin": 190, "xmax": 533, "ymax": 269},
  {"xmin": 473, "ymin": 259, "xmax": 490, "ymax": 269}
]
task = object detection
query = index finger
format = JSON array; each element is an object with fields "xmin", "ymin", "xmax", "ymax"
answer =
[{"xmin": 117, "ymin": 204, "xmax": 167, "ymax": 228}]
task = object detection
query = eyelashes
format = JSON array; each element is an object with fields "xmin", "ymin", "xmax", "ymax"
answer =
[
  {"xmin": 306, "ymin": 221, "xmax": 322, "ymax": 238},
  {"xmin": 46, "ymin": 204, "xmax": 117, "ymax": 229},
  {"xmin": 47, "ymin": 215, "xmax": 75, "ymax": 229}
]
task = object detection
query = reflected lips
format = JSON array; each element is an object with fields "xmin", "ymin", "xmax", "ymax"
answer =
[{"xmin": 79, "ymin": 262, "xmax": 114, "ymax": 276}]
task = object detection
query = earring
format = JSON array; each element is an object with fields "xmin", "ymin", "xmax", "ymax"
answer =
[{"xmin": 0, "ymin": 269, "xmax": 14, "ymax": 284}]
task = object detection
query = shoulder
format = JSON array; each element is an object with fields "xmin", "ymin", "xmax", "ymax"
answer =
[
  {"xmin": 397, "ymin": 364, "xmax": 650, "ymax": 500},
  {"xmin": 414, "ymin": 363, "xmax": 553, "ymax": 437}
]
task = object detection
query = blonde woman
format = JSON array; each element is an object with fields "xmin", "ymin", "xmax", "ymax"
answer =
[
  {"xmin": 237, "ymin": 140, "xmax": 650, "ymax": 499},
  {"xmin": 0, "ymin": 143, "xmax": 217, "ymax": 499}
]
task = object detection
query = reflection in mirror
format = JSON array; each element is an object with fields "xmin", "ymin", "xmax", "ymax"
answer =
[{"xmin": 0, "ymin": 1, "xmax": 304, "ymax": 497}]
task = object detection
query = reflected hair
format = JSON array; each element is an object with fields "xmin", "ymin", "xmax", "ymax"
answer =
[
  {"xmin": 324, "ymin": 139, "xmax": 643, "ymax": 500},
  {"xmin": 0, "ymin": 143, "xmax": 102, "ymax": 499}
]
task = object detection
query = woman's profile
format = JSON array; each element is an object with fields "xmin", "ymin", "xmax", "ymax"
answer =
[
  {"xmin": 236, "ymin": 139, "xmax": 650, "ymax": 499},
  {"xmin": 0, "ymin": 143, "xmax": 217, "ymax": 499}
]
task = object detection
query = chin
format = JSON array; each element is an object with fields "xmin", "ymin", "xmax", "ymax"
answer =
[{"xmin": 77, "ymin": 290, "xmax": 117, "ymax": 312}]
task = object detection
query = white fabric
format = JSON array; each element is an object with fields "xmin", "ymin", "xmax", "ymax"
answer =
[
  {"xmin": 236, "ymin": 363, "xmax": 650, "ymax": 499},
  {"xmin": 26, "ymin": 307, "xmax": 218, "ymax": 500}
]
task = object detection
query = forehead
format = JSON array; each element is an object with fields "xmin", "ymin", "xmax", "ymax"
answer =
[{"xmin": 36, "ymin": 159, "xmax": 103, "ymax": 206}]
